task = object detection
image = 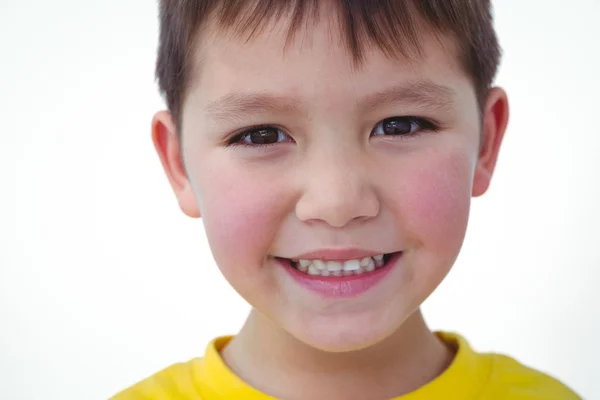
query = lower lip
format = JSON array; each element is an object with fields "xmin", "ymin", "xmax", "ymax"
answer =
[{"xmin": 278, "ymin": 252, "xmax": 402, "ymax": 299}]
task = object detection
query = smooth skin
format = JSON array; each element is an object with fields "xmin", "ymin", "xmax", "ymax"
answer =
[{"xmin": 150, "ymin": 11, "xmax": 508, "ymax": 400}]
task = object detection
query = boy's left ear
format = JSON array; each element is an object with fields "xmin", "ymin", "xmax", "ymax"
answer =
[{"xmin": 472, "ymin": 87, "xmax": 510, "ymax": 197}]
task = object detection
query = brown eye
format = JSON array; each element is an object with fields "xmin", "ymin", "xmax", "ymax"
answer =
[
  {"xmin": 372, "ymin": 116, "xmax": 436, "ymax": 138},
  {"xmin": 385, "ymin": 118, "xmax": 411, "ymax": 135},
  {"xmin": 238, "ymin": 127, "xmax": 289, "ymax": 145},
  {"xmin": 373, "ymin": 117, "xmax": 415, "ymax": 136}
]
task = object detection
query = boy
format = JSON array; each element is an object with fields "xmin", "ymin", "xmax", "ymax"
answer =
[{"xmin": 113, "ymin": 1, "xmax": 580, "ymax": 399}]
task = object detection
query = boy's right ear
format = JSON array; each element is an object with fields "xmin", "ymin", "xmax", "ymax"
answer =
[{"xmin": 151, "ymin": 111, "xmax": 201, "ymax": 218}]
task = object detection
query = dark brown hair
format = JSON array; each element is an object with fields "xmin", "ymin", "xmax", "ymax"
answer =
[{"xmin": 156, "ymin": 0, "xmax": 501, "ymax": 130}]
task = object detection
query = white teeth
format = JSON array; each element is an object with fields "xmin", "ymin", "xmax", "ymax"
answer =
[
  {"xmin": 343, "ymin": 259, "xmax": 360, "ymax": 271},
  {"xmin": 308, "ymin": 265, "xmax": 320, "ymax": 275},
  {"xmin": 297, "ymin": 263, "xmax": 308, "ymax": 272},
  {"xmin": 292, "ymin": 254, "xmax": 388, "ymax": 276},
  {"xmin": 365, "ymin": 258, "xmax": 376, "ymax": 272},
  {"xmin": 326, "ymin": 261, "xmax": 343, "ymax": 271}
]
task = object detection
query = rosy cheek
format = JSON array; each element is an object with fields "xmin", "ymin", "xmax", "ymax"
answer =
[
  {"xmin": 197, "ymin": 164, "xmax": 288, "ymax": 270},
  {"xmin": 398, "ymin": 152, "xmax": 473, "ymax": 252}
]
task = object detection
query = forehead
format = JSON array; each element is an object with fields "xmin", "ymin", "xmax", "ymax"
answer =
[{"xmin": 186, "ymin": 8, "xmax": 473, "ymax": 117}]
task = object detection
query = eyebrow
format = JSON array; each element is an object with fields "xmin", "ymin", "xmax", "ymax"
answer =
[
  {"xmin": 359, "ymin": 80, "xmax": 456, "ymax": 112},
  {"xmin": 203, "ymin": 80, "xmax": 455, "ymax": 122},
  {"xmin": 204, "ymin": 92, "xmax": 301, "ymax": 123}
]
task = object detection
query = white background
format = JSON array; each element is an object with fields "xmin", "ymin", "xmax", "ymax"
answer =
[{"xmin": 1, "ymin": 1, "xmax": 599, "ymax": 399}]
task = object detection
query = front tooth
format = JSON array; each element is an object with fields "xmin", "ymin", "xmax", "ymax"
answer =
[
  {"xmin": 343, "ymin": 259, "xmax": 360, "ymax": 271},
  {"xmin": 320, "ymin": 269, "xmax": 330, "ymax": 276},
  {"xmin": 373, "ymin": 254, "xmax": 384, "ymax": 261},
  {"xmin": 360, "ymin": 257, "xmax": 371, "ymax": 267},
  {"xmin": 326, "ymin": 261, "xmax": 343, "ymax": 271},
  {"xmin": 332, "ymin": 270, "xmax": 342, "ymax": 277},
  {"xmin": 308, "ymin": 265, "xmax": 320, "ymax": 275},
  {"xmin": 313, "ymin": 260, "xmax": 327, "ymax": 270},
  {"xmin": 299, "ymin": 259, "xmax": 311, "ymax": 267}
]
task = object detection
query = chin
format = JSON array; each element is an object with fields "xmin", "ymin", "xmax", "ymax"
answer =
[{"xmin": 286, "ymin": 311, "xmax": 404, "ymax": 353}]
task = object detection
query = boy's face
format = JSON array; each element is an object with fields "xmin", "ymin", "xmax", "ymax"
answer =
[{"xmin": 154, "ymin": 13, "xmax": 507, "ymax": 351}]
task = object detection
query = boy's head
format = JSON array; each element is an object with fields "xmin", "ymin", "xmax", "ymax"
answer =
[{"xmin": 152, "ymin": 0, "xmax": 509, "ymax": 352}]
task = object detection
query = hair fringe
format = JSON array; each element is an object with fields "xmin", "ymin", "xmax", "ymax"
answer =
[{"xmin": 156, "ymin": 0, "xmax": 501, "ymax": 129}]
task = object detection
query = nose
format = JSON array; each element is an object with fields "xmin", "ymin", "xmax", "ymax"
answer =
[{"xmin": 295, "ymin": 150, "xmax": 380, "ymax": 228}]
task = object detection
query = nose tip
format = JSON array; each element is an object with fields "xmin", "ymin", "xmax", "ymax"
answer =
[
  {"xmin": 294, "ymin": 144, "xmax": 380, "ymax": 228},
  {"xmin": 295, "ymin": 181, "xmax": 380, "ymax": 228}
]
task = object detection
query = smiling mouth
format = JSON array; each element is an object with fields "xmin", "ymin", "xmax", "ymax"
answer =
[{"xmin": 280, "ymin": 253, "xmax": 397, "ymax": 277}]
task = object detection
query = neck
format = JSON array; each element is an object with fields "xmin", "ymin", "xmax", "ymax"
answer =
[{"xmin": 221, "ymin": 309, "xmax": 454, "ymax": 400}]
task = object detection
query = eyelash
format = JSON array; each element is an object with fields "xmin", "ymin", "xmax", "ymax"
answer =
[{"xmin": 226, "ymin": 116, "xmax": 439, "ymax": 148}]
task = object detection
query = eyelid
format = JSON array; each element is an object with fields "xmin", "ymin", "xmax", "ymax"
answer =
[
  {"xmin": 224, "ymin": 115, "xmax": 439, "ymax": 147},
  {"xmin": 371, "ymin": 116, "xmax": 440, "ymax": 137},
  {"xmin": 226, "ymin": 124, "xmax": 292, "ymax": 147}
]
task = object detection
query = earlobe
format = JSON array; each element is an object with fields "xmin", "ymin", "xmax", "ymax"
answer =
[
  {"xmin": 472, "ymin": 87, "xmax": 510, "ymax": 197},
  {"xmin": 151, "ymin": 111, "xmax": 201, "ymax": 218}
]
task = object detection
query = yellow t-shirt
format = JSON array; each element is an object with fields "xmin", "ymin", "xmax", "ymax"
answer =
[{"xmin": 110, "ymin": 332, "xmax": 580, "ymax": 399}]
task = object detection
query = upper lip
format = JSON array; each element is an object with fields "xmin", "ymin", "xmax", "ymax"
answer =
[{"xmin": 288, "ymin": 248, "xmax": 392, "ymax": 262}]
